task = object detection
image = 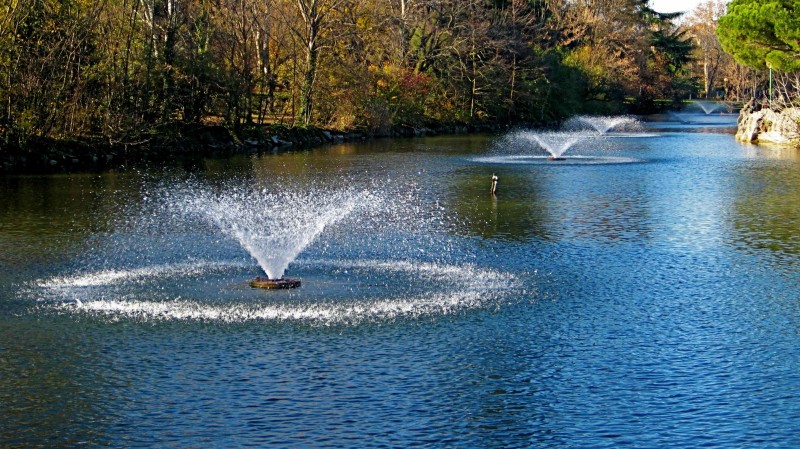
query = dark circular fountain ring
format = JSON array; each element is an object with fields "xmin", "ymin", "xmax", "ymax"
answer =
[
  {"xmin": 250, "ymin": 276, "xmax": 302, "ymax": 289},
  {"xmin": 547, "ymin": 157, "xmax": 567, "ymax": 161}
]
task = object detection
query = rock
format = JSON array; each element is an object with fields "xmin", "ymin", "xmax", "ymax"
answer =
[
  {"xmin": 49, "ymin": 159, "xmax": 57, "ymax": 166},
  {"xmin": 245, "ymin": 139, "xmax": 260, "ymax": 147},
  {"xmin": 736, "ymin": 107, "xmax": 763, "ymax": 143},
  {"xmin": 737, "ymin": 103, "xmax": 800, "ymax": 145}
]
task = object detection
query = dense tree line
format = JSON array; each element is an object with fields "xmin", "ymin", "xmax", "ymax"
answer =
[{"xmin": 0, "ymin": 0, "xmax": 695, "ymax": 147}]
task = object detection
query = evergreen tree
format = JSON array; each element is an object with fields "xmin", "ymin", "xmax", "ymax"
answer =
[{"xmin": 717, "ymin": 0, "xmax": 800, "ymax": 71}]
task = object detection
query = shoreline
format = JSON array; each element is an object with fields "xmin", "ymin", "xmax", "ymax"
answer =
[{"xmin": 0, "ymin": 122, "xmax": 513, "ymax": 175}]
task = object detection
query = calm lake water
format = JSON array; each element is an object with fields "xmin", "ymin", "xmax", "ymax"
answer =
[{"xmin": 2, "ymin": 114, "xmax": 800, "ymax": 447}]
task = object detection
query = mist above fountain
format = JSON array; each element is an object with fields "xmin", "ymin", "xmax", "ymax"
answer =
[{"xmin": 566, "ymin": 115, "xmax": 639, "ymax": 134}]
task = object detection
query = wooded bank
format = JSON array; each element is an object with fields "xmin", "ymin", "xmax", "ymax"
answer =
[{"xmin": 0, "ymin": 0, "xmax": 731, "ymax": 172}]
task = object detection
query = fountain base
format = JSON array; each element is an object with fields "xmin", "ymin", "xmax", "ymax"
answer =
[
  {"xmin": 250, "ymin": 276, "xmax": 302, "ymax": 289},
  {"xmin": 547, "ymin": 157, "xmax": 567, "ymax": 161}
]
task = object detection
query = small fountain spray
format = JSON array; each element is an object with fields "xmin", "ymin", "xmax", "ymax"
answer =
[
  {"xmin": 692, "ymin": 101, "xmax": 724, "ymax": 115},
  {"xmin": 184, "ymin": 185, "xmax": 371, "ymax": 289},
  {"xmin": 567, "ymin": 115, "xmax": 639, "ymax": 134},
  {"xmin": 523, "ymin": 131, "xmax": 596, "ymax": 161}
]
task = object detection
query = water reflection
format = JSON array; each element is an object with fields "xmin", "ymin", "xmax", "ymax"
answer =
[
  {"xmin": 0, "ymin": 174, "xmax": 142, "ymax": 289},
  {"xmin": 448, "ymin": 169, "xmax": 551, "ymax": 242},
  {"xmin": 743, "ymin": 143, "xmax": 800, "ymax": 161},
  {"xmin": 729, "ymin": 160, "xmax": 800, "ymax": 268},
  {"xmin": 546, "ymin": 168, "xmax": 653, "ymax": 243},
  {"xmin": 0, "ymin": 319, "xmax": 113, "ymax": 447},
  {"xmin": 448, "ymin": 165, "xmax": 653, "ymax": 244},
  {"xmin": 4, "ymin": 130, "xmax": 800, "ymax": 447}
]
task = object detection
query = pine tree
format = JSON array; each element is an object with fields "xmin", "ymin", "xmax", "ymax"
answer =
[{"xmin": 717, "ymin": 0, "xmax": 800, "ymax": 71}]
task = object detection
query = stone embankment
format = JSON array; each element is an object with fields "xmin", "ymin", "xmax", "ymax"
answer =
[{"xmin": 736, "ymin": 100, "xmax": 800, "ymax": 145}]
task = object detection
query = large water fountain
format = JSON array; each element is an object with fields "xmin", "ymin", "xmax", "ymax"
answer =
[{"xmin": 31, "ymin": 176, "xmax": 518, "ymax": 325}]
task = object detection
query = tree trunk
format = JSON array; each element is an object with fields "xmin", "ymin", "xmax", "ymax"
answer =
[
  {"xmin": 297, "ymin": 0, "xmax": 320, "ymax": 127},
  {"xmin": 300, "ymin": 40, "xmax": 317, "ymax": 126}
]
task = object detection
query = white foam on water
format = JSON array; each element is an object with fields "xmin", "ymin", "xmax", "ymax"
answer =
[
  {"xmin": 38, "ymin": 259, "xmax": 520, "ymax": 325},
  {"xmin": 56, "ymin": 290, "xmax": 491, "ymax": 325},
  {"xmin": 37, "ymin": 260, "xmax": 247, "ymax": 289}
]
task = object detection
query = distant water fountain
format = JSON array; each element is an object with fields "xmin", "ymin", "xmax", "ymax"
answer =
[
  {"xmin": 647, "ymin": 104, "xmax": 738, "ymax": 130},
  {"xmin": 566, "ymin": 115, "xmax": 639, "ymax": 134},
  {"xmin": 524, "ymin": 130, "xmax": 597, "ymax": 161},
  {"xmin": 472, "ymin": 115, "xmax": 650, "ymax": 166},
  {"xmin": 692, "ymin": 101, "xmax": 725, "ymax": 115}
]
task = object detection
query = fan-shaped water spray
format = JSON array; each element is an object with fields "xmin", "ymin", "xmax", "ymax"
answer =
[
  {"xmin": 180, "ymin": 185, "xmax": 376, "ymax": 281},
  {"xmin": 692, "ymin": 101, "xmax": 724, "ymax": 115},
  {"xmin": 566, "ymin": 115, "xmax": 639, "ymax": 134},
  {"xmin": 472, "ymin": 117, "xmax": 652, "ymax": 166},
  {"xmin": 523, "ymin": 130, "xmax": 597, "ymax": 160}
]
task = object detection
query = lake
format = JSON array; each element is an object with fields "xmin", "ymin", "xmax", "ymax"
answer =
[{"xmin": 2, "ymin": 113, "xmax": 799, "ymax": 447}]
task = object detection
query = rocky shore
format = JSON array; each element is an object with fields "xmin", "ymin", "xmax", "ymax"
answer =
[
  {"xmin": 736, "ymin": 100, "xmax": 800, "ymax": 145},
  {"xmin": 0, "ymin": 122, "xmax": 509, "ymax": 174}
]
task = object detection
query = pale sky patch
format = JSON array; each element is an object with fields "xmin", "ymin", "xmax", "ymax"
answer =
[{"xmin": 649, "ymin": 0, "xmax": 709, "ymax": 14}]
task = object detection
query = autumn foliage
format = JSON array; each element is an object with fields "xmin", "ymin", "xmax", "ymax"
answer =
[{"xmin": 0, "ymin": 0, "xmax": 695, "ymax": 147}]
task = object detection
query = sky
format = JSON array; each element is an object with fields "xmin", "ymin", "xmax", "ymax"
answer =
[{"xmin": 649, "ymin": 0, "xmax": 708, "ymax": 14}]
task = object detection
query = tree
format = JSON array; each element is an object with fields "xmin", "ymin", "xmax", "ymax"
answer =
[
  {"xmin": 0, "ymin": 0, "xmax": 711, "ymax": 152},
  {"xmin": 293, "ymin": 0, "xmax": 350, "ymax": 126},
  {"xmin": 539, "ymin": 0, "xmax": 693, "ymax": 112},
  {"xmin": 685, "ymin": 1, "xmax": 731, "ymax": 98},
  {"xmin": 717, "ymin": 0, "xmax": 800, "ymax": 72}
]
